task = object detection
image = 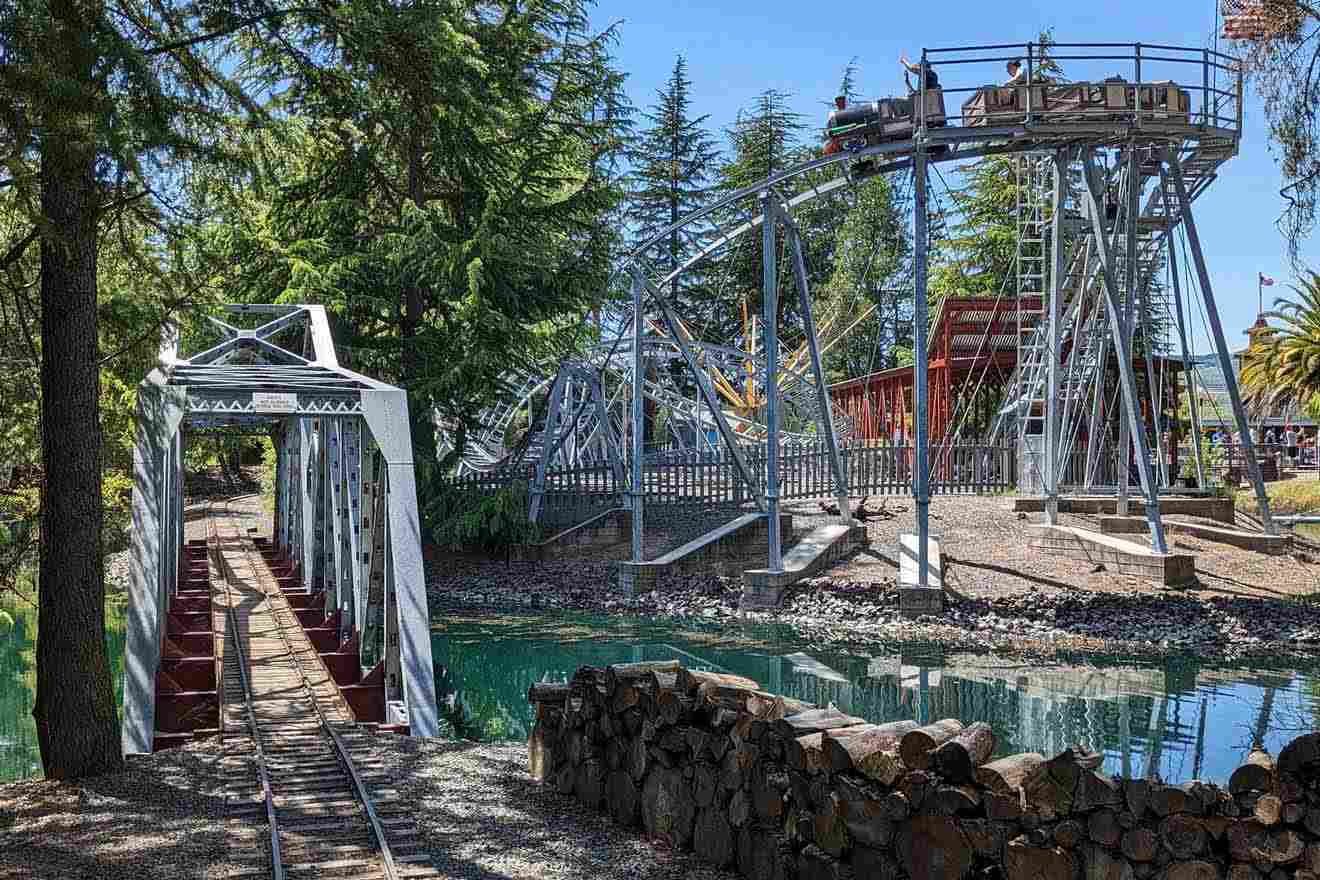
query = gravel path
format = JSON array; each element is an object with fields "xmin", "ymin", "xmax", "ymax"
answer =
[{"xmin": 0, "ymin": 737, "xmax": 734, "ymax": 880}]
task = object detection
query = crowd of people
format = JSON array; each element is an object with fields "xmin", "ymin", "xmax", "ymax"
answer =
[{"xmin": 1207, "ymin": 425, "xmax": 1318, "ymax": 468}]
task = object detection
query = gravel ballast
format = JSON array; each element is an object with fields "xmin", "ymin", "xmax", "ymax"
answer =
[{"xmin": 0, "ymin": 737, "xmax": 736, "ymax": 880}]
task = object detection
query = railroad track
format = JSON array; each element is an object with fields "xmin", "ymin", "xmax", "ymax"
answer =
[{"xmin": 210, "ymin": 498, "xmax": 438, "ymax": 880}]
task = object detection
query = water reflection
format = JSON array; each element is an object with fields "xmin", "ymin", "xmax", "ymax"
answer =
[
  {"xmin": 0, "ymin": 595, "xmax": 126, "ymax": 782},
  {"xmin": 432, "ymin": 613, "xmax": 1320, "ymax": 785}
]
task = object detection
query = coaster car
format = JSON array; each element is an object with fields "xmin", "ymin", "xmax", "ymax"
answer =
[
  {"xmin": 960, "ymin": 78, "xmax": 1192, "ymax": 127},
  {"xmin": 823, "ymin": 89, "xmax": 948, "ymax": 156}
]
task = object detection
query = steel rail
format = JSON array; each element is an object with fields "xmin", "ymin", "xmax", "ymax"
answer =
[
  {"xmin": 209, "ymin": 501, "xmax": 285, "ymax": 880},
  {"xmin": 223, "ymin": 509, "xmax": 401, "ymax": 880}
]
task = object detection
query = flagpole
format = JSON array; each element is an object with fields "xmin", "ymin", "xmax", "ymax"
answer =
[{"xmin": 1258, "ymin": 273, "xmax": 1263, "ymax": 315}]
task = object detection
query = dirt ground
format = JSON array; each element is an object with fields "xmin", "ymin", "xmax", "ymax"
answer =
[{"xmin": 787, "ymin": 492, "xmax": 1320, "ymax": 603}]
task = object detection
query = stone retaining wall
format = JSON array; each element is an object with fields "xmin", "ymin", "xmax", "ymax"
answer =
[{"xmin": 528, "ymin": 662, "xmax": 1320, "ymax": 880}]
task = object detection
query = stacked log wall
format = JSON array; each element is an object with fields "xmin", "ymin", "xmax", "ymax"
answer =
[{"xmin": 528, "ymin": 663, "xmax": 1320, "ymax": 880}]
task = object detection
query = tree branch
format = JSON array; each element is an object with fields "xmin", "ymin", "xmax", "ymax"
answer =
[
  {"xmin": 0, "ymin": 228, "xmax": 37, "ymax": 274},
  {"xmin": 144, "ymin": 7, "xmax": 322, "ymax": 56}
]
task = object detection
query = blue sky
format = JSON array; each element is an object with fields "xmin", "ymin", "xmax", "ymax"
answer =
[{"xmin": 590, "ymin": 0, "xmax": 1311, "ymax": 351}]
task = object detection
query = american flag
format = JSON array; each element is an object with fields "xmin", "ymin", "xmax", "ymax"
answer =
[{"xmin": 1259, "ymin": 273, "xmax": 1275, "ymax": 287}]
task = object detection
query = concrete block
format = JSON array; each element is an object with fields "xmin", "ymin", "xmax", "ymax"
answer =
[
  {"xmin": 617, "ymin": 512, "xmax": 795, "ymax": 596},
  {"xmin": 899, "ymin": 533, "xmax": 943, "ymax": 588},
  {"xmin": 1097, "ymin": 515, "xmax": 1292, "ymax": 555},
  {"xmin": 1027, "ymin": 524, "xmax": 1196, "ymax": 586},
  {"xmin": 898, "ymin": 586, "xmax": 944, "ymax": 617},
  {"xmin": 1010, "ymin": 494, "xmax": 1235, "ymax": 524},
  {"xmin": 739, "ymin": 522, "xmax": 870, "ymax": 610}
]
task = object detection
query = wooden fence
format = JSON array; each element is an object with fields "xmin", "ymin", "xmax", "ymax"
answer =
[{"xmin": 436, "ymin": 442, "xmax": 1018, "ymax": 521}]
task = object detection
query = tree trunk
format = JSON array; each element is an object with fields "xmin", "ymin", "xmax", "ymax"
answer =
[
  {"xmin": 1230, "ymin": 748, "xmax": 1276, "ymax": 795},
  {"xmin": 35, "ymin": 38, "xmax": 122, "ymax": 777},
  {"xmin": 898, "ymin": 719, "xmax": 964, "ymax": 770},
  {"xmin": 931, "ymin": 721, "xmax": 996, "ymax": 783},
  {"xmin": 823, "ymin": 720, "xmax": 918, "ymax": 773}
]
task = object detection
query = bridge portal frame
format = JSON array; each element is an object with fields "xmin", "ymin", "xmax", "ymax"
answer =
[{"xmin": 122, "ymin": 303, "xmax": 439, "ymax": 755}]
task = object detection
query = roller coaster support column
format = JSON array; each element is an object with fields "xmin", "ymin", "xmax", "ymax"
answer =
[
  {"xmin": 1081, "ymin": 150, "xmax": 1168, "ymax": 554},
  {"xmin": 630, "ymin": 275, "xmax": 645, "ymax": 563},
  {"xmin": 780, "ymin": 201, "xmax": 852, "ymax": 524},
  {"xmin": 762, "ymin": 192, "xmax": 783, "ymax": 573},
  {"xmin": 528, "ymin": 370, "xmax": 567, "ymax": 524},
  {"xmin": 1044, "ymin": 148, "xmax": 1067, "ymax": 526},
  {"xmin": 1163, "ymin": 150, "xmax": 1277, "ymax": 536},
  {"xmin": 632, "ymin": 270, "xmax": 767, "ymax": 513},
  {"xmin": 1118, "ymin": 148, "xmax": 1138, "ymax": 517},
  {"xmin": 1160, "ymin": 168, "xmax": 1206, "ymax": 489},
  {"xmin": 913, "ymin": 146, "xmax": 931, "ymax": 586}
]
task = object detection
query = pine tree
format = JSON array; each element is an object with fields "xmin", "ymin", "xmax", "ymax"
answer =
[
  {"xmin": 712, "ymin": 90, "xmax": 807, "ymax": 342},
  {"xmin": 626, "ymin": 55, "xmax": 721, "ymax": 310},
  {"xmin": 220, "ymin": 0, "xmax": 632, "ymax": 470},
  {"xmin": 0, "ymin": 0, "xmax": 286, "ymax": 779}
]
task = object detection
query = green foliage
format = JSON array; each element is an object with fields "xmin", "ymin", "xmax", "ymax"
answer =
[
  {"xmin": 1241, "ymin": 272, "xmax": 1320, "ymax": 418},
  {"xmin": 203, "ymin": 0, "xmax": 632, "ymax": 464},
  {"xmin": 821, "ymin": 175, "xmax": 911, "ymax": 379},
  {"xmin": 1179, "ymin": 438, "xmax": 1225, "ymax": 482},
  {"xmin": 426, "ymin": 481, "xmax": 541, "ymax": 552},
  {"xmin": 627, "ymin": 55, "xmax": 722, "ymax": 314},
  {"xmin": 929, "ymin": 155, "xmax": 1020, "ymax": 300}
]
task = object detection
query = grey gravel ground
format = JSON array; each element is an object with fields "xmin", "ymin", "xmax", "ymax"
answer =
[
  {"xmin": 373, "ymin": 736, "xmax": 735, "ymax": 880},
  {"xmin": 0, "ymin": 739, "xmax": 235, "ymax": 880},
  {"xmin": 0, "ymin": 736, "xmax": 735, "ymax": 880}
]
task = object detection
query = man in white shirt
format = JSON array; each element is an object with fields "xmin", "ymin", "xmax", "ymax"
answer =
[
  {"xmin": 1284, "ymin": 425, "xmax": 1298, "ymax": 466},
  {"xmin": 1004, "ymin": 58, "xmax": 1026, "ymax": 86}
]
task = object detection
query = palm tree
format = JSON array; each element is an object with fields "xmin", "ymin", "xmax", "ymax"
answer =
[{"xmin": 1240, "ymin": 272, "xmax": 1320, "ymax": 421}]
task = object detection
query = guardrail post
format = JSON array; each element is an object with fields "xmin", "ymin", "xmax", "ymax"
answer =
[
  {"xmin": 1134, "ymin": 43, "xmax": 1143, "ymax": 129},
  {"xmin": 1202, "ymin": 48, "xmax": 1210, "ymax": 127},
  {"xmin": 1025, "ymin": 42, "xmax": 1034, "ymax": 125}
]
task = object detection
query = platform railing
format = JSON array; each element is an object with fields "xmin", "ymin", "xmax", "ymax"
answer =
[{"xmin": 917, "ymin": 41, "xmax": 1243, "ymax": 139}]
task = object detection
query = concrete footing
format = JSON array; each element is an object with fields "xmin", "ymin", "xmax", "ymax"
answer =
[
  {"xmin": 1027, "ymin": 524, "xmax": 1196, "ymax": 586},
  {"xmin": 515, "ymin": 508, "xmax": 630, "ymax": 562},
  {"xmin": 1010, "ymin": 494, "xmax": 1235, "ymax": 524},
  {"xmin": 739, "ymin": 523, "xmax": 870, "ymax": 610},
  {"xmin": 898, "ymin": 532, "xmax": 945, "ymax": 617},
  {"xmin": 617, "ymin": 513, "xmax": 795, "ymax": 596},
  {"xmin": 1096, "ymin": 515, "xmax": 1292, "ymax": 555}
]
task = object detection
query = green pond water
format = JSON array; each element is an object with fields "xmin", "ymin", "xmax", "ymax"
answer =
[
  {"xmin": 2, "ymin": 592, "xmax": 1317, "ymax": 786},
  {"xmin": 0, "ymin": 595, "xmax": 127, "ymax": 782},
  {"xmin": 432, "ymin": 613, "xmax": 1320, "ymax": 786}
]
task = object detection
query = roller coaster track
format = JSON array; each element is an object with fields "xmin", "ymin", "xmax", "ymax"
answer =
[
  {"xmin": 212, "ymin": 498, "xmax": 438, "ymax": 880},
  {"xmin": 446, "ymin": 42, "xmax": 1245, "ymax": 476}
]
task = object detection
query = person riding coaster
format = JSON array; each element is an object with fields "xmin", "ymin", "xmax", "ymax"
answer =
[{"xmin": 823, "ymin": 55, "xmax": 947, "ymax": 158}]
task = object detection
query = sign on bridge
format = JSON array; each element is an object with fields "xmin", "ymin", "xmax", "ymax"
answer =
[{"xmin": 252, "ymin": 392, "xmax": 299, "ymax": 413}]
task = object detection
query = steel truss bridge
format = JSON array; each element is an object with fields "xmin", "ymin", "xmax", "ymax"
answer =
[
  {"xmin": 123, "ymin": 303, "xmax": 439, "ymax": 754},
  {"xmin": 444, "ymin": 41, "xmax": 1277, "ymax": 582}
]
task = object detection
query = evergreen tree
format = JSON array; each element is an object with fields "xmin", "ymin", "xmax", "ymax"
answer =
[
  {"xmin": 713, "ymin": 90, "xmax": 806, "ymax": 342},
  {"xmin": 0, "ymin": 0, "xmax": 281, "ymax": 779},
  {"xmin": 929, "ymin": 156, "xmax": 1021, "ymax": 299},
  {"xmin": 821, "ymin": 176, "xmax": 912, "ymax": 380},
  {"xmin": 213, "ymin": 0, "xmax": 632, "ymax": 470},
  {"xmin": 626, "ymin": 55, "xmax": 721, "ymax": 309}
]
